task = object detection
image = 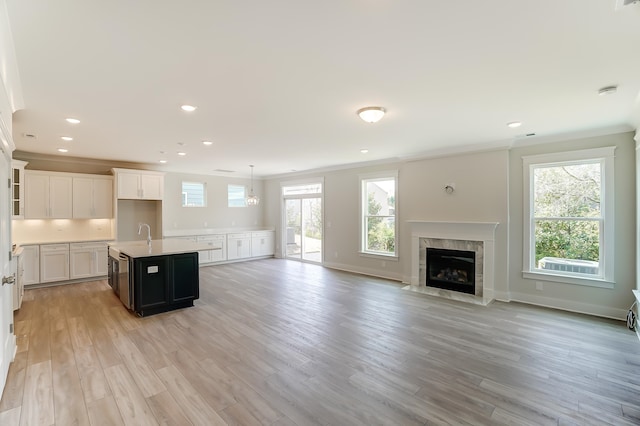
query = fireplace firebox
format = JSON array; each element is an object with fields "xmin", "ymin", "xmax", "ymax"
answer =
[{"xmin": 426, "ymin": 248, "xmax": 475, "ymax": 294}]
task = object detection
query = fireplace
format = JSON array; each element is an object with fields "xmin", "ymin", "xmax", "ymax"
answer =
[
  {"xmin": 426, "ymin": 248, "xmax": 475, "ymax": 294},
  {"xmin": 408, "ymin": 221, "xmax": 498, "ymax": 304}
]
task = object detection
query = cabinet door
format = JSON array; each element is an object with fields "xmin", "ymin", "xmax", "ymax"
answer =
[
  {"xmin": 95, "ymin": 246, "xmax": 108, "ymax": 275},
  {"xmin": 171, "ymin": 253, "xmax": 199, "ymax": 302},
  {"xmin": 40, "ymin": 246, "xmax": 69, "ymax": 283},
  {"xmin": 228, "ymin": 237, "xmax": 251, "ymax": 260},
  {"xmin": 251, "ymin": 232, "xmax": 274, "ymax": 257},
  {"xmin": 117, "ymin": 172, "xmax": 141, "ymax": 199},
  {"xmin": 22, "ymin": 245, "xmax": 39, "ymax": 286},
  {"xmin": 25, "ymin": 173, "xmax": 49, "ymax": 218},
  {"xmin": 72, "ymin": 177, "xmax": 94, "ymax": 218},
  {"xmin": 49, "ymin": 176, "xmax": 73, "ymax": 218},
  {"xmin": 93, "ymin": 178, "xmax": 113, "ymax": 218},
  {"xmin": 135, "ymin": 257, "xmax": 170, "ymax": 310},
  {"xmin": 70, "ymin": 249, "xmax": 93, "ymax": 279},
  {"xmin": 140, "ymin": 174, "xmax": 163, "ymax": 200}
]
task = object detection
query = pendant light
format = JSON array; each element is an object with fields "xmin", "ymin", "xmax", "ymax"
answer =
[{"xmin": 247, "ymin": 165, "xmax": 259, "ymax": 206}]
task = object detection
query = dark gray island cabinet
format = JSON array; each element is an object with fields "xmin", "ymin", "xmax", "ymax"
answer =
[{"xmin": 108, "ymin": 239, "xmax": 215, "ymax": 316}]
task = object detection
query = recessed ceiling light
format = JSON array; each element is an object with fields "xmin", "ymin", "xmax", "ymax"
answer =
[
  {"xmin": 360, "ymin": 149, "xmax": 369, "ymax": 154},
  {"xmin": 177, "ymin": 151, "xmax": 186, "ymax": 156},
  {"xmin": 65, "ymin": 118, "xmax": 80, "ymax": 124},
  {"xmin": 159, "ymin": 160, "xmax": 167, "ymax": 164},
  {"xmin": 57, "ymin": 148, "xmax": 68, "ymax": 153},
  {"xmin": 61, "ymin": 136, "xmax": 73, "ymax": 141},
  {"xmin": 507, "ymin": 121, "xmax": 522, "ymax": 128},
  {"xmin": 202, "ymin": 140, "xmax": 213, "ymax": 146},
  {"xmin": 598, "ymin": 85, "xmax": 617, "ymax": 96},
  {"xmin": 181, "ymin": 105, "xmax": 197, "ymax": 112}
]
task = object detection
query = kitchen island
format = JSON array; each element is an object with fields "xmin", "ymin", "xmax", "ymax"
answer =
[{"xmin": 108, "ymin": 239, "xmax": 215, "ymax": 317}]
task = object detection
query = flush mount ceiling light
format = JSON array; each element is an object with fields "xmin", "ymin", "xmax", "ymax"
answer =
[
  {"xmin": 61, "ymin": 136, "xmax": 73, "ymax": 141},
  {"xmin": 357, "ymin": 106, "xmax": 385, "ymax": 123},
  {"xmin": 181, "ymin": 104, "xmax": 197, "ymax": 112},
  {"xmin": 65, "ymin": 118, "xmax": 80, "ymax": 124},
  {"xmin": 247, "ymin": 165, "xmax": 259, "ymax": 206},
  {"xmin": 598, "ymin": 85, "xmax": 618, "ymax": 96},
  {"xmin": 507, "ymin": 121, "xmax": 522, "ymax": 128}
]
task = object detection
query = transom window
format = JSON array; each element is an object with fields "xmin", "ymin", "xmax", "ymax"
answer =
[
  {"xmin": 360, "ymin": 171, "xmax": 397, "ymax": 257},
  {"xmin": 522, "ymin": 147, "xmax": 615, "ymax": 287},
  {"xmin": 182, "ymin": 182, "xmax": 206, "ymax": 207}
]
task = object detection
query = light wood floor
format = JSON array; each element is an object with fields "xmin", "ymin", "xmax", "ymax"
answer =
[{"xmin": 1, "ymin": 259, "xmax": 639, "ymax": 425}]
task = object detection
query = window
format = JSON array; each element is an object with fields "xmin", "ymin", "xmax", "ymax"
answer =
[
  {"xmin": 182, "ymin": 182, "xmax": 206, "ymax": 207},
  {"xmin": 360, "ymin": 171, "xmax": 397, "ymax": 257},
  {"xmin": 522, "ymin": 147, "xmax": 615, "ymax": 287},
  {"xmin": 228, "ymin": 184, "xmax": 247, "ymax": 207}
]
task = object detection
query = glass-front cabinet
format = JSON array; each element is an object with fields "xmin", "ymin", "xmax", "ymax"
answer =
[{"xmin": 11, "ymin": 160, "xmax": 28, "ymax": 219}]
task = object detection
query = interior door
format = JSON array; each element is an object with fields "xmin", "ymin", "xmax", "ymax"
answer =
[{"xmin": 0, "ymin": 117, "xmax": 16, "ymax": 399}]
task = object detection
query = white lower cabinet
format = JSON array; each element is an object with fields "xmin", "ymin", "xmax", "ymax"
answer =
[
  {"xmin": 197, "ymin": 235, "xmax": 227, "ymax": 264},
  {"xmin": 70, "ymin": 242, "xmax": 108, "ymax": 279},
  {"xmin": 40, "ymin": 244, "xmax": 70, "ymax": 283},
  {"xmin": 22, "ymin": 245, "xmax": 40, "ymax": 286},
  {"xmin": 251, "ymin": 231, "xmax": 275, "ymax": 257},
  {"xmin": 227, "ymin": 233, "xmax": 252, "ymax": 260}
]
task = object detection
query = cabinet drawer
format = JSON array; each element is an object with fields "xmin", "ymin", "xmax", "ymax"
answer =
[
  {"xmin": 228, "ymin": 233, "xmax": 251, "ymax": 239},
  {"xmin": 41, "ymin": 243, "xmax": 70, "ymax": 252}
]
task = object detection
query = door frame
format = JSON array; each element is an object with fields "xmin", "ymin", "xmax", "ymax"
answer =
[
  {"xmin": 0, "ymin": 113, "xmax": 16, "ymax": 400},
  {"xmin": 280, "ymin": 178, "xmax": 324, "ymax": 264}
]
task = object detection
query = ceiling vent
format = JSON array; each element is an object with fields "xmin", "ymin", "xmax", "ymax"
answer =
[
  {"xmin": 22, "ymin": 132, "xmax": 37, "ymax": 140},
  {"xmin": 213, "ymin": 169, "xmax": 235, "ymax": 173},
  {"xmin": 615, "ymin": 0, "xmax": 639, "ymax": 10}
]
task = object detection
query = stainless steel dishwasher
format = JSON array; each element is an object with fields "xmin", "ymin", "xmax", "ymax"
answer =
[{"xmin": 118, "ymin": 253, "xmax": 132, "ymax": 309}]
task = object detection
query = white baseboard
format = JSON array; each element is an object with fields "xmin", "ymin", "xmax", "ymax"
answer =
[
  {"xmin": 509, "ymin": 291, "xmax": 628, "ymax": 321},
  {"xmin": 322, "ymin": 261, "xmax": 403, "ymax": 283}
]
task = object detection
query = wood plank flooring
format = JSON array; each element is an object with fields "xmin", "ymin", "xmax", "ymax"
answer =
[{"xmin": 1, "ymin": 258, "xmax": 639, "ymax": 425}]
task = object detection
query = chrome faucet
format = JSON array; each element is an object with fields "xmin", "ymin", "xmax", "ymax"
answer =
[{"xmin": 138, "ymin": 223, "xmax": 152, "ymax": 246}]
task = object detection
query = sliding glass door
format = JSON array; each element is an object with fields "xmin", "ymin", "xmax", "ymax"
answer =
[{"xmin": 283, "ymin": 182, "xmax": 323, "ymax": 263}]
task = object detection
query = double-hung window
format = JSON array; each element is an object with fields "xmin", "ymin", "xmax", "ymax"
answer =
[
  {"xmin": 522, "ymin": 147, "xmax": 615, "ymax": 287},
  {"xmin": 360, "ymin": 171, "xmax": 398, "ymax": 257}
]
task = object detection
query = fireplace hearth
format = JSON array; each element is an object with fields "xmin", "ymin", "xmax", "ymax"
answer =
[{"xmin": 426, "ymin": 248, "xmax": 475, "ymax": 294}]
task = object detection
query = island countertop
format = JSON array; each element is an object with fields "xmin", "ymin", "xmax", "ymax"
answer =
[{"xmin": 109, "ymin": 238, "xmax": 218, "ymax": 258}]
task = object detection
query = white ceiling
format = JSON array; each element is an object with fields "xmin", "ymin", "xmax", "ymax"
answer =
[{"xmin": 6, "ymin": 0, "xmax": 640, "ymax": 177}]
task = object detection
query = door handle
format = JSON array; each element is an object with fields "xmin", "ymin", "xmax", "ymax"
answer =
[{"xmin": 2, "ymin": 274, "xmax": 15, "ymax": 286}]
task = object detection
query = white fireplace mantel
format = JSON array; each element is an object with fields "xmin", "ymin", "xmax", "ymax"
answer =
[{"xmin": 408, "ymin": 220, "xmax": 498, "ymax": 303}]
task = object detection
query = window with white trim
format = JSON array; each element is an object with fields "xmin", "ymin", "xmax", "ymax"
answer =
[
  {"xmin": 360, "ymin": 171, "xmax": 397, "ymax": 257},
  {"xmin": 182, "ymin": 182, "xmax": 206, "ymax": 207},
  {"xmin": 522, "ymin": 147, "xmax": 615, "ymax": 287},
  {"xmin": 228, "ymin": 184, "xmax": 247, "ymax": 207}
]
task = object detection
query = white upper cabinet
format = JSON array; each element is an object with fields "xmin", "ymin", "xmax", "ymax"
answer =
[
  {"xmin": 113, "ymin": 168, "xmax": 164, "ymax": 200},
  {"xmin": 73, "ymin": 176, "xmax": 113, "ymax": 218},
  {"xmin": 11, "ymin": 160, "xmax": 28, "ymax": 219},
  {"xmin": 25, "ymin": 171, "xmax": 72, "ymax": 219}
]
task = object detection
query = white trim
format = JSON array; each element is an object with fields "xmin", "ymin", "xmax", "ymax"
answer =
[
  {"xmin": 522, "ymin": 146, "xmax": 616, "ymax": 286},
  {"xmin": 509, "ymin": 291, "xmax": 628, "ymax": 321},
  {"xmin": 359, "ymin": 170, "xmax": 398, "ymax": 257},
  {"xmin": 280, "ymin": 178, "xmax": 324, "ymax": 264},
  {"xmin": 323, "ymin": 261, "xmax": 404, "ymax": 283}
]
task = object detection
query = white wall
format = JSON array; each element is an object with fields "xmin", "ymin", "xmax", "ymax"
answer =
[
  {"xmin": 264, "ymin": 149, "xmax": 510, "ymax": 290},
  {"xmin": 508, "ymin": 132, "xmax": 636, "ymax": 319},
  {"xmin": 162, "ymin": 172, "xmax": 264, "ymax": 233}
]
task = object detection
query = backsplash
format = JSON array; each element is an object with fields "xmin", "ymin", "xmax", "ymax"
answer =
[{"xmin": 12, "ymin": 218, "xmax": 114, "ymax": 244}]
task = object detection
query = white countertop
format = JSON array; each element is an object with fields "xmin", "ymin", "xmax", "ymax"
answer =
[
  {"xmin": 109, "ymin": 238, "xmax": 217, "ymax": 258},
  {"xmin": 162, "ymin": 227, "xmax": 274, "ymax": 237}
]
